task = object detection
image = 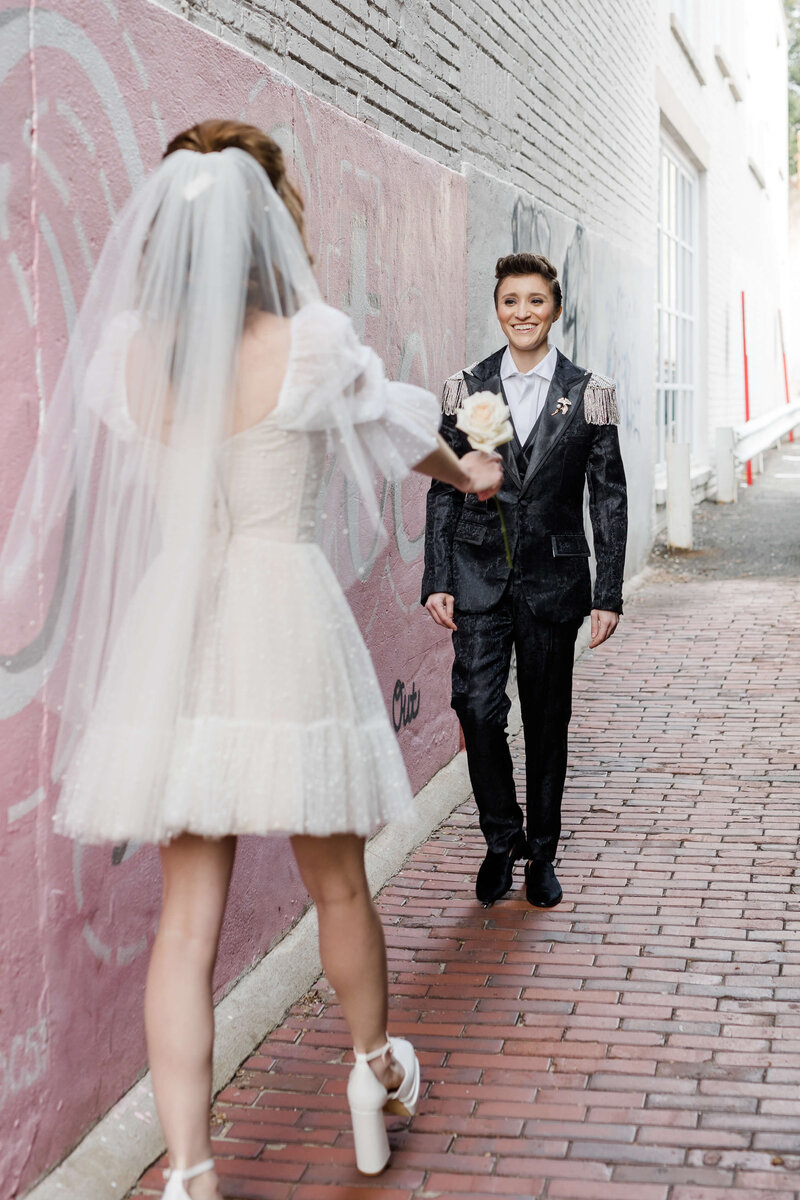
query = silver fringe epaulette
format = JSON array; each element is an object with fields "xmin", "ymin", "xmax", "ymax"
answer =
[
  {"xmin": 584, "ymin": 371, "xmax": 620, "ymax": 425},
  {"xmin": 441, "ymin": 364, "xmax": 478, "ymax": 415}
]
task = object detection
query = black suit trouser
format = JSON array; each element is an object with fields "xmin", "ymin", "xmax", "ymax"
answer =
[{"xmin": 451, "ymin": 580, "xmax": 580, "ymax": 862}]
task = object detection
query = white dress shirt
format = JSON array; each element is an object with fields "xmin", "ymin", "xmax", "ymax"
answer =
[{"xmin": 500, "ymin": 344, "xmax": 558, "ymax": 446}]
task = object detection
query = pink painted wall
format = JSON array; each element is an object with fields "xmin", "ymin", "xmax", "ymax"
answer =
[{"xmin": 0, "ymin": 2, "xmax": 466, "ymax": 1192}]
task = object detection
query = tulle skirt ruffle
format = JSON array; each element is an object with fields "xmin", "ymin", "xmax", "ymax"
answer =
[{"xmin": 55, "ymin": 539, "xmax": 414, "ymax": 843}]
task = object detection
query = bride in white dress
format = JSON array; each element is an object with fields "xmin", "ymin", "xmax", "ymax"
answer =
[{"xmin": 1, "ymin": 120, "xmax": 502, "ymax": 1196}]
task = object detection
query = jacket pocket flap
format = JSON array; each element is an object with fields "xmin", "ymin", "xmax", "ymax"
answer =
[
  {"xmin": 454, "ymin": 521, "xmax": 487, "ymax": 545},
  {"xmin": 551, "ymin": 533, "xmax": 590, "ymax": 557}
]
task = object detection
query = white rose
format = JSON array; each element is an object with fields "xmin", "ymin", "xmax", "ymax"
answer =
[{"xmin": 455, "ymin": 390, "xmax": 514, "ymax": 452}]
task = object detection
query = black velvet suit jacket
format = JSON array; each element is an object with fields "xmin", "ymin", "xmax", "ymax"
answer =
[{"xmin": 421, "ymin": 348, "xmax": 628, "ymax": 622}]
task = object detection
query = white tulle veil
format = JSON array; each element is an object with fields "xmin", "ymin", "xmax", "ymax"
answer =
[{"xmin": 0, "ymin": 146, "xmax": 389, "ymax": 785}]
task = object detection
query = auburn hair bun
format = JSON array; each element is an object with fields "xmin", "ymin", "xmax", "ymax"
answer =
[{"xmin": 165, "ymin": 119, "xmax": 311, "ymax": 261}]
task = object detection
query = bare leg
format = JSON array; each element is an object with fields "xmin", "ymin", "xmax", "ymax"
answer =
[
  {"xmin": 145, "ymin": 834, "xmax": 236, "ymax": 1200},
  {"xmin": 290, "ymin": 833, "xmax": 403, "ymax": 1091}
]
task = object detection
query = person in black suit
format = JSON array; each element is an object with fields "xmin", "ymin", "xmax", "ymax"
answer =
[{"xmin": 422, "ymin": 253, "xmax": 627, "ymax": 908}]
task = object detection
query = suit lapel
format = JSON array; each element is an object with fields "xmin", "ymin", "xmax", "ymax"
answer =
[
  {"xmin": 520, "ymin": 352, "xmax": 586, "ymax": 496},
  {"xmin": 464, "ymin": 355, "xmax": 522, "ymax": 490}
]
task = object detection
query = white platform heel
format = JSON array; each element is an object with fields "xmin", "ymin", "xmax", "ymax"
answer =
[
  {"xmin": 347, "ymin": 1037, "xmax": 420, "ymax": 1175},
  {"xmin": 162, "ymin": 1158, "xmax": 215, "ymax": 1199}
]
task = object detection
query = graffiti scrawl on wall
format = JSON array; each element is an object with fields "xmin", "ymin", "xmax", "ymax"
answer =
[
  {"xmin": 511, "ymin": 197, "xmax": 591, "ymax": 377},
  {"xmin": 392, "ymin": 678, "xmax": 421, "ymax": 731}
]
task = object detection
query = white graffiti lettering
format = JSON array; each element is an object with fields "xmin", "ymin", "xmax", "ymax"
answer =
[{"xmin": 0, "ymin": 1017, "xmax": 49, "ymax": 1109}]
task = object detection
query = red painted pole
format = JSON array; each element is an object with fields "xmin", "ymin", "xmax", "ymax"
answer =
[
  {"xmin": 741, "ymin": 290, "xmax": 752, "ymax": 485},
  {"xmin": 778, "ymin": 309, "xmax": 793, "ymax": 443}
]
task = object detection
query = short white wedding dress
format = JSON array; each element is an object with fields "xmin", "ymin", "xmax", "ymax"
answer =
[{"xmin": 54, "ymin": 302, "xmax": 440, "ymax": 844}]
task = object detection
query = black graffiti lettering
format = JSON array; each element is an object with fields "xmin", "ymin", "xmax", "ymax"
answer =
[{"xmin": 392, "ymin": 679, "xmax": 421, "ymax": 732}]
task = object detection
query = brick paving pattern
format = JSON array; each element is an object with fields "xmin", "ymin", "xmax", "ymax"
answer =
[{"xmin": 132, "ymin": 573, "xmax": 800, "ymax": 1199}]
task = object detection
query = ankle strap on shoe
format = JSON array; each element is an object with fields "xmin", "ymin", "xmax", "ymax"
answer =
[
  {"xmin": 164, "ymin": 1158, "xmax": 215, "ymax": 1182},
  {"xmin": 354, "ymin": 1037, "xmax": 391, "ymax": 1063}
]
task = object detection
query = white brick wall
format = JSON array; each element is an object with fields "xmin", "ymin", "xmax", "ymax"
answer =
[
  {"xmin": 156, "ymin": 0, "xmax": 657, "ymax": 254},
  {"xmin": 789, "ymin": 188, "xmax": 800, "ymax": 392},
  {"xmin": 656, "ymin": 0, "xmax": 789, "ymax": 459}
]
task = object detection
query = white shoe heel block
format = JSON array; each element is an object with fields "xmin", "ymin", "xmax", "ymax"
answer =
[
  {"xmin": 347, "ymin": 1036, "xmax": 421, "ymax": 1175},
  {"xmin": 347, "ymin": 1056, "xmax": 391, "ymax": 1174}
]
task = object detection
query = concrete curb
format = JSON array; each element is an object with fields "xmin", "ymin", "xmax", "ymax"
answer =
[{"xmin": 24, "ymin": 565, "xmax": 647, "ymax": 1200}]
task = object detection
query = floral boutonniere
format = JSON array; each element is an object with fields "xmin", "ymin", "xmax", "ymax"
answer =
[
  {"xmin": 455, "ymin": 391, "xmax": 514, "ymax": 568},
  {"xmin": 551, "ymin": 397, "xmax": 572, "ymax": 416}
]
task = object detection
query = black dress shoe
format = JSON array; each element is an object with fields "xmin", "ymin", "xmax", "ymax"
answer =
[
  {"xmin": 475, "ymin": 848, "xmax": 515, "ymax": 907},
  {"xmin": 524, "ymin": 860, "xmax": 563, "ymax": 908}
]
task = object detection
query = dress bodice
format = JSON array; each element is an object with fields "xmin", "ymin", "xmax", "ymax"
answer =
[
  {"xmin": 94, "ymin": 299, "xmax": 439, "ymax": 555},
  {"xmin": 214, "ymin": 420, "xmax": 326, "ymax": 544}
]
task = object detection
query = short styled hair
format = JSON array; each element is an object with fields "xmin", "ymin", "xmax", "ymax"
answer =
[{"xmin": 494, "ymin": 253, "xmax": 562, "ymax": 309}]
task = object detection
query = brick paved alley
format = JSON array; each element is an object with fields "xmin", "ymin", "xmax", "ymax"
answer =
[{"xmin": 133, "ymin": 451, "xmax": 800, "ymax": 1200}]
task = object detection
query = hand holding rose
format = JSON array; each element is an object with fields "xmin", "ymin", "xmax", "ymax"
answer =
[{"xmin": 458, "ymin": 450, "xmax": 504, "ymax": 500}]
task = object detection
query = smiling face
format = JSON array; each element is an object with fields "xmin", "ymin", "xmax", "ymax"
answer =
[{"xmin": 495, "ymin": 273, "xmax": 562, "ymax": 362}]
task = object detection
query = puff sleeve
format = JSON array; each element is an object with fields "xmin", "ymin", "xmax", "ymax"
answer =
[{"xmin": 275, "ymin": 302, "xmax": 440, "ymax": 487}]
